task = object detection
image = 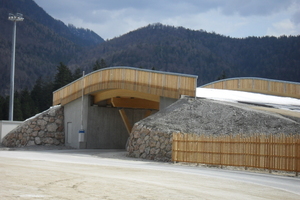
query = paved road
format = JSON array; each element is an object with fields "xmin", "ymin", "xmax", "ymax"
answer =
[{"xmin": 0, "ymin": 149, "xmax": 299, "ymax": 199}]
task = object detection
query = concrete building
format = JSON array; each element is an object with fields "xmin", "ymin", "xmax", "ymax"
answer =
[
  {"xmin": 0, "ymin": 120, "xmax": 23, "ymax": 143},
  {"xmin": 53, "ymin": 67, "xmax": 198, "ymax": 149}
]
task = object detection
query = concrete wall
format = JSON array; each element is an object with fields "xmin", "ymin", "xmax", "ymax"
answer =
[
  {"xmin": 86, "ymin": 96, "xmax": 152, "ymax": 148},
  {"xmin": 86, "ymin": 107, "xmax": 144, "ymax": 149},
  {"xmin": 0, "ymin": 121, "xmax": 23, "ymax": 143},
  {"xmin": 64, "ymin": 95, "xmax": 158, "ymax": 149},
  {"xmin": 64, "ymin": 95, "xmax": 178, "ymax": 149},
  {"xmin": 159, "ymin": 97, "xmax": 178, "ymax": 110},
  {"xmin": 64, "ymin": 96, "xmax": 89, "ymax": 149}
]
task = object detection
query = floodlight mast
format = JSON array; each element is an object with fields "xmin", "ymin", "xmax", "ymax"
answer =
[{"xmin": 8, "ymin": 13, "xmax": 24, "ymax": 121}]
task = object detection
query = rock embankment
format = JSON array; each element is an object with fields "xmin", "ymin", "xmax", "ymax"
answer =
[
  {"xmin": 2, "ymin": 106, "xmax": 64, "ymax": 147},
  {"xmin": 127, "ymin": 124, "xmax": 172, "ymax": 162},
  {"xmin": 127, "ymin": 97, "xmax": 300, "ymax": 161}
]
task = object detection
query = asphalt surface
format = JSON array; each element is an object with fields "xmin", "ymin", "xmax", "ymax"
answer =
[{"xmin": 0, "ymin": 149, "xmax": 299, "ymax": 198}]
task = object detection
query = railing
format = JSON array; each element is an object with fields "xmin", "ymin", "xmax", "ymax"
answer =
[
  {"xmin": 201, "ymin": 77, "xmax": 300, "ymax": 99},
  {"xmin": 172, "ymin": 133, "xmax": 300, "ymax": 175}
]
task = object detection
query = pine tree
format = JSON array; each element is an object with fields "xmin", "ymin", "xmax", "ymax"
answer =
[
  {"xmin": 2, "ymin": 96, "xmax": 9, "ymax": 120},
  {"xmin": 217, "ymin": 70, "xmax": 227, "ymax": 80},
  {"xmin": 0, "ymin": 95, "xmax": 5, "ymax": 120},
  {"xmin": 72, "ymin": 68, "xmax": 82, "ymax": 80},
  {"xmin": 20, "ymin": 88, "xmax": 37, "ymax": 120},
  {"xmin": 40, "ymin": 79, "xmax": 54, "ymax": 111},
  {"xmin": 93, "ymin": 59, "xmax": 107, "ymax": 71},
  {"xmin": 31, "ymin": 77, "xmax": 43, "ymax": 112},
  {"xmin": 13, "ymin": 91, "xmax": 23, "ymax": 121},
  {"xmin": 54, "ymin": 62, "xmax": 73, "ymax": 90}
]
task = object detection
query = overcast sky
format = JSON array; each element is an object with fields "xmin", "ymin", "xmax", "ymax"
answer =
[{"xmin": 34, "ymin": 0, "xmax": 300, "ymax": 40}]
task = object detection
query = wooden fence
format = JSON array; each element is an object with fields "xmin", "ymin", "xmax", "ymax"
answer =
[{"xmin": 172, "ymin": 133, "xmax": 300, "ymax": 174}]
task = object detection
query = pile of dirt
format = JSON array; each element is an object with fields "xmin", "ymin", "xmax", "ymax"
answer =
[{"xmin": 139, "ymin": 97, "xmax": 300, "ymax": 136}]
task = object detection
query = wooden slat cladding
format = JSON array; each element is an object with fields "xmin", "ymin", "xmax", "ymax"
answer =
[
  {"xmin": 53, "ymin": 67, "xmax": 197, "ymax": 105},
  {"xmin": 172, "ymin": 133, "xmax": 300, "ymax": 174},
  {"xmin": 202, "ymin": 78, "xmax": 300, "ymax": 99}
]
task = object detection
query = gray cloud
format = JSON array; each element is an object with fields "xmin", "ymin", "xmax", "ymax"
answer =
[
  {"xmin": 34, "ymin": 0, "xmax": 300, "ymax": 39},
  {"xmin": 291, "ymin": 10, "xmax": 300, "ymax": 25},
  {"xmin": 37, "ymin": 0, "xmax": 295, "ymax": 19},
  {"xmin": 219, "ymin": 0, "xmax": 294, "ymax": 16}
]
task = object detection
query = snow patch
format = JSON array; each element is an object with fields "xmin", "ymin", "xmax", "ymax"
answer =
[
  {"xmin": 24, "ymin": 105, "xmax": 61, "ymax": 122},
  {"xmin": 196, "ymin": 88, "xmax": 300, "ymax": 112}
]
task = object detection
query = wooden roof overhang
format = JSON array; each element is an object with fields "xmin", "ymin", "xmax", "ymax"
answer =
[
  {"xmin": 53, "ymin": 67, "xmax": 198, "ymax": 109},
  {"xmin": 201, "ymin": 77, "xmax": 300, "ymax": 99}
]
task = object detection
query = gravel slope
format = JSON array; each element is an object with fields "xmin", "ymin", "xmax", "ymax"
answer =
[{"xmin": 139, "ymin": 97, "xmax": 300, "ymax": 136}]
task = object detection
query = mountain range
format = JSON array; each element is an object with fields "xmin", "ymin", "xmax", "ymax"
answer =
[
  {"xmin": 0, "ymin": 0, "xmax": 299, "ymax": 96},
  {"xmin": 69, "ymin": 23, "xmax": 300, "ymax": 86},
  {"xmin": 0, "ymin": 0, "xmax": 104, "ymax": 95}
]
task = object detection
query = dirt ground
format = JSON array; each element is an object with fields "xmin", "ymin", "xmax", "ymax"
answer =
[{"xmin": 0, "ymin": 148, "xmax": 299, "ymax": 200}]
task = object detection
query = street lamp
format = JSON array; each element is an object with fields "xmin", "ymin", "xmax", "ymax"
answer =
[{"xmin": 8, "ymin": 13, "xmax": 24, "ymax": 121}]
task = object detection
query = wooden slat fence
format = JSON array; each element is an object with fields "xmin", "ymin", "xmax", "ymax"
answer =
[
  {"xmin": 172, "ymin": 133, "xmax": 300, "ymax": 174},
  {"xmin": 53, "ymin": 67, "xmax": 198, "ymax": 106},
  {"xmin": 201, "ymin": 77, "xmax": 300, "ymax": 99}
]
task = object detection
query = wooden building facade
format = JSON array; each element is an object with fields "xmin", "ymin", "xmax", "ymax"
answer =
[{"xmin": 53, "ymin": 67, "xmax": 198, "ymax": 149}]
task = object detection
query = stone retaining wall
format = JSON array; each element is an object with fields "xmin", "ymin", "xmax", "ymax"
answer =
[
  {"xmin": 127, "ymin": 123, "xmax": 173, "ymax": 162},
  {"xmin": 2, "ymin": 106, "xmax": 64, "ymax": 147}
]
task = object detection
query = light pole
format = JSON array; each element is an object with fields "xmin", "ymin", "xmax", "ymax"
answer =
[{"xmin": 8, "ymin": 13, "xmax": 24, "ymax": 121}]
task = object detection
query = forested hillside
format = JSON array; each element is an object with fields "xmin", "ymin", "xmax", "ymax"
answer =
[
  {"xmin": 1, "ymin": 1, "xmax": 299, "ymax": 120},
  {"xmin": 0, "ymin": 0, "xmax": 104, "ymax": 95},
  {"xmin": 0, "ymin": 62, "xmax": 82, "ymax": 121},
  {"xmin": 69, "ymin": 23, "xmax": 300, "ymax": 85}
]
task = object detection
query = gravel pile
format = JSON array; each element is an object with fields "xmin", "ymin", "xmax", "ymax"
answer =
[
  {"xmin": 127, "ymin": 97, "xmax": 300, "ymax": 161},
  {"xmin": 140, "ymin": 97, "xmax": 300, "ymax": 136}
]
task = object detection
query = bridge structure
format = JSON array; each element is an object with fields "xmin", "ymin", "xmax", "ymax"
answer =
[
  {"xmin": 53, "ymin": 67, "xmax": 197, "ymax": 149},
  {"xmin": 201, "ymin": 77, "xmax": 300, "ymax": 99}
]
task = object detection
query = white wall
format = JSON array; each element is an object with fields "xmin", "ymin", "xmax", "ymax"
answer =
[{"xmin": 0, "ymin": 120, "xmax": 23, "ymax": 143}]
